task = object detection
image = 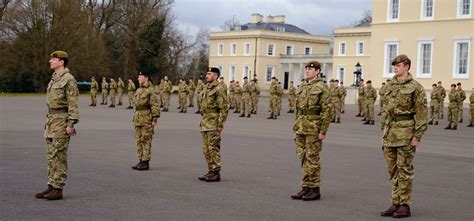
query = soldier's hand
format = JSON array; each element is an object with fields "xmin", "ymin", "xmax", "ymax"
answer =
[
  {"xmin": 152, "ymin": 121, "xmax": 158, "ymax": 127},
  {"xmin": 318, "ymin": 133, "xmax": 326, "ymax": 141},
  {"xmin": 66, "ymin": 127, "xmax": 76, "ymax": 136},
  {"xmin": 217, "ymin": 127, "xmax": 223, "ymax": 132},
  {"xmin": 410, "ymin": 138, "xmax": 420, "ymax": 150}
]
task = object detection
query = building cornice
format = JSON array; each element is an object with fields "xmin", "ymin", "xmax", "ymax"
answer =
[
  {"xmin": 371, "ymin": 18, "xmax": 474, "ymax": 26},
  {"xmin": 211, "ymin": 30, "xmax": 330, "ymax": 43}
]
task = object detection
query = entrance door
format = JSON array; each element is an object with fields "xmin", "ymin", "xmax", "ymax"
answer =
[{"xmin": 284, "ymin": 72, "xmax": 289, "ymax": 90}]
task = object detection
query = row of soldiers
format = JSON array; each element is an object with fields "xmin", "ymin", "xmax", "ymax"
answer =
[{"xmin": 90, "ymin": 76, "xmax": 137, "ymax": 109}]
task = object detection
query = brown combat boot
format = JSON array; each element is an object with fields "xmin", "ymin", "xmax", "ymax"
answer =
[
  {"xmin": 246, "ymin": 114, "xmax": 251, "ymax": 118},
  {"xmin": 380, "ymin": 204, "xmax": 400, "ymax": 216},
  {"xmin": 355, "ymin": 113, "xmax": 361, "ymax": 117},
  {"xmin": 35, "ymin": 185, "xmax": 53, "ymax": 198},
  {"xmin": 301, "ymin": 187, "xmax": 321, "ymax": 201},
  {"xmin": 392, "ymin": 204, "xmax": 411, "ymax": 218},
  {"xmin": 467, "ymin": 122, "xmax": 473, "ymax": 127},
  {"xmin": 290, "ymin": 187, "xmax": 309, "ymax": 200},
  {"xmin": 363, "ymin": 120, "xmax": 370, "ymax": 124},
  {"xmin": 459, "ymin": 118, "xmax": 463, "ymax": 123},
  {"xmin": 434, "ymin": 121, "xmax": 439, "ymax": 125},
  {"xmin": 136, "ymin": 160, "xmax": 149, "ymax": 170},
  {"xmin": 336, "ymin": 118, "xmax": 341, "ymax": 123},
  {"xmin": 370, "ymin": 120, "xmax": 375, "ymax": 125},
  {"xmin": 44, "ymin": 188, "xmax": 63, "ymax": 200},
  {"xmin": 444, "ymin": 124, "xmax": 452, "ymax": 129},
  {"xmin": 131, "ymin": 161, "xmax": 143, "ymax": 170},
  {"xmin": 452, "ymin": 125, "xmax": 457, "ymax": 130},
  {"xmin": 205, "ymin": 171, "xmax": 220, "ymax": 182},
  {"xmin": 428, "ymin": 120, "xmax": 433, "ymax": 125},
  {"xmin": 267, "ymin": 114, "xmax": 274, "ymax": 119},
  {"xmin": 239, "ymin": 113, "xmax": 245, "ymax": 117},
  {"xmin": 198, "ymin": 172, "xmax": 211, "ymax": 181}
]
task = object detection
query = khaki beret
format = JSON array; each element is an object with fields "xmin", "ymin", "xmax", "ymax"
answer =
[
  {"xmin": 305, "ymin": 61, "xmax": 321, "ymax": 69},
  {"xmin": 50, "ymin": 51, "xmax": 68, "ymax": 59},
  {"xmin": 391, "ymin": 54, "xmax": 411, "ymax": 65}
]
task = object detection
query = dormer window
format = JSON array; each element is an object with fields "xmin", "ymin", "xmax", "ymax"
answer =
[{"xmin": 276, "ymin": 27, "xmax": 285, "ymax": 32}]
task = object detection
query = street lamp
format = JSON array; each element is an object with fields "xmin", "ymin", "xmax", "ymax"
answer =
[
  {"xmin": 253, "ymin": 71, "xmax": 257, "ymax": 81},
  {"xmin": 353, "ymin": 62, "xmax": 362, "ymax": 87}
]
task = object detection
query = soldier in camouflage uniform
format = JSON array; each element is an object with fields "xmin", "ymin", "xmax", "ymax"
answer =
[
  {"xmin": 330, "ymin": 80, "xmax": 342, "ymax": 123},
  {"xmin": 178, "ymin": 79, "xmax": 189, "ymax": 113},
  {"xmin": 161, "ymin": 77, "xmax": 172, "ymax": 112},
  {"xmin": 291, "ymin": 61, "xmax": 331, "ymax": 201},
  {"xmin": 276, "ymin": 81, "xmax": 283, "ymax": 116},
  {"xmin": 267, "ymin": 77, "xmax": 279, "ymax": 119},
  {"xmin": 219, "ymin": 77, "xmax": 228, "ymax": 94},
  {"xmin": 127, "ymin": 78, "xmax": 136, "ymax": 109},
  {"xmin": 195, "ymin": 79, "xmax": 205, "ymax": 114},
  {"xmin": 36, "ymin": 51, "xmax": 79, "ymax": 200},
  {"xmin": 437, "ymin": 81, "xmax": 446, "ymax": 119},
  {"xmin": 380, "ymin": 55, "xmax": 427, "ymax": 218},
  {"xmin": 428, "ymin": 84, "xmax": 441, "ymax": 125},
  {"xmin": 357, "ymin": 79, "xmax": 366, "ymax": 118},
  {"xmin": 100, "ymin": 77, "xmax": 108, "ymax": 105},
  {"xmin": 468, "ymin": 91, "xmax": 474, "ymax": 127},
  {"xmin": 250, "ymin": 79, "xmax": 260, "ymax": 114},
  {"xmin": 154, "ymin": 80, "xmax": 162, "ymax": 108},
  {"xmin": 198, "ymin": 67, "xmax": 229, "ymax": 182},
  {"xmin": 131, "ymin": 71, "xmax": 160, "ymax": 171},
  {"xmin": 109, "ymin": 78, "xmax": 117, "ymax": 108},
  {"xmin": 228, "ymin": 80, "xmax": 235, "ymax": 110},
  {"xmin": 339, "ymin": 81, "xmax": 347, "ymax": 114},
  {"xmin": 456, "ymin": 83, "xmax": 466, "ymax": 123},
  {"xmin": 117, "ymin": 77, "xmax": 125, "ymax": 106},
  {"xmin": 287, "ymin": 81, "xmax": 296, "ymax": 113},
  {"xmin": 240, "ymin": 77, "xmax": 251, "ymax": 118},
  {"xmin": 233, "ymin": 81, "xmax": 242, "ymax": 114},
  {"xmin": 90, "ymin": 76, "xmax": 98, "ymax": 106},
  {"xmin": 445, "ymin": 84, "xmax": 461, "ymax": 130},
  {"xmin": 188, "ymin": 79, "xmax": 196, "ymax": 107},
  {"xmin": 378, "ymin": 82, "xmax": 387, "ymax": 115},
  {"xmin": 363, "ymin": 80, "xmax": 377, "ymax": 125}
]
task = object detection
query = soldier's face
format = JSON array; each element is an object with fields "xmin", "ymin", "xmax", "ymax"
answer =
[
  {"xmin": 138, "ymin": 75, "xmax": 147, "ymax": 84},
  {"xmin": 49, "ymin": 57, "xmax": 63, "ymax": 70},
  {"xmin": 206, "ymin": 72, "xmax": 217, "ymax": 83},
  {"xmin": 394, "ymin": 63, "xmax": 409, "ymax": 76},
  {"xmin": 305, "ymin": 67, "xmax": 318, "ymax": 80}
]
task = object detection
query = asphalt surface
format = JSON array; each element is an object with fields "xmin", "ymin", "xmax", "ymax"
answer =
[{"xmin": 1, "ymin": 95, "xmax": 473, "ymax": 221}]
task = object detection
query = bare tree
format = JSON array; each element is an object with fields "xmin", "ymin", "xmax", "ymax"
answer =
[
  {"xmin": 353, "ymin": 10, "xmax": 372, "ymax": 27},
  {"xmin": 220, "ymin": 15, "xmax": 240, "ymax": 31}
]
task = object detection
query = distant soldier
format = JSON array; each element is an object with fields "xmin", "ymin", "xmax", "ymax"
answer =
[
  {"xmin": 445, "ymin": 84, "xmax": 461, "ymax": 130},
  {"xmin": 240, "ymin": 77, "xmax": 251, "ymax": 118},
  {"xmin": 378, "ymin": 82, "xmax": 387, "ymax": 115},
  {"xmin": 267, "ymin": 77, "xmax": 279, "ymax": 119},
  {"xmin": 219, "ymin": 77, "xmax": 228, "ymax": 94},
  {"xmin": 154, "ymin": 80, "xmax": 162, "ymax": 107},
  {"xmin": 356, "ymin": 79, "xmax": 366, "ymax": 118},
  {"xmin": 195, "ymin": 79, "xmax": 205, "ymax": 114},
  {"xmin": 197, "ymin": 67, "xmax": 229, "ymax": 182},
  {"xmin": 250, "ymin": 79, "xmax": 260, "ymax": 114},
  {"xmin": 380, "ymin": 55, "xmax": 427, "ymax": 218},
  {"xmin": 428, "ymin": 83, "xmax": 442, "ymax": 125},
  {"xmin": 100, "ymin": 77, "xmax": 108, "ymax": 105},
  {"xmin": 291, "ymin": 61, "xmax": 331, "ymax": 201},
  {"xmin": 233, "ymin": 81, "xmax": 242, "ymax": 113},
  {"xmin": 228, "ymin": 80, "xmax": 236, "ymax": 110},
  {"xmin": 437, "ymin": 81, "xmax": 446, "ymax": 119},
  {"xmin": 90, "ymin": 76, "xmax": 98, "ymax": 106},
  {"xmin": 339, "ymin": 81, "xmax": 347, "ymax": 113},
  {"xmin": 468, "ymin": 91, "xmax": 474, "ymax": 127},
  {"xmin": 36, "ymin": 51, "xmax": 79, "ymax": 200},
  {"xmin": 456, "ymin": 82, "xmax": 466, "ymax": 123},
  {"xmin": 330, "ymin": 80, "xmax": 342, "ymax": 123},
  {"xmin": 117, "ymin": 77, "xmax": 125, "ymax": 106},
  {"xmin": 131, "ymin": 71, "xmax": 160, "ymax": 171},
  {"xmin": 276, "ymin": 81, "xmax": 283, "ymax": 116},
  {"xmin": 188, "ymin": 79, "xmax": 196, "ymax": 107},
  {"xmin": 109, "ymin": 78, "xmax": 117, "ymax": 108},
  {"xmin": 287, "ymin": 81, "xmax": 296, "ymax": 113},
  {"xmin": 158, "ymin": 79, "xmax": 165, "ymax": 107},
  {"xmin": 363, "ymin": 80, "xmax": 377, "ymax": 125},
  {"xmin": 161, "ymin": 76, "xmax": 172, "ymax": 112},
  {"xmin": 178, "ymin": 79, "xmax": 189, "ymax": 113},
  {"xmin": 127, "ymin": 78, "xmax": 136, "ymax": 109}
]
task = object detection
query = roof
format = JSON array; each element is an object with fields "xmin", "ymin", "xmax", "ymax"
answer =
[{"xmin": 239, "ymin": 22, "xmax": 309, "ymax": 34}]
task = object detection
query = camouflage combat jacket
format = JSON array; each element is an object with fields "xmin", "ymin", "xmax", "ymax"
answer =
[
  {"xmin": 330, "ymin": 86, "xmax": 341, "ymax": 103},
  {"xmin": 448, "ymin": 90, "xmax": 462, "ymax": 108},
  {"xmin": 117, "ymin": 79, "xmax": 124, "ymax": 92},
  {"xmin": 161, "ymin": 81, "xmax": 172, "ymax": 94},
  {"xmin": 90, "ymin": 80, "xmax": 98, "ymax": 94},
  {"xmin": 101, "ymin": 81, "xmax": 108, "ymax": 91},
  {"xmin": 200, "ymin": 81, "xmax": 229, "ymax": 131},
  {"xmin": 228, "ymin": 84, "xmax": 235, "ymax": 95},
  {"xmin": 178, "ymin": 83, "xmax": 189, "ymax": 96},
  {"xmin": 365, "ymin": 86, "xmax": 377, "ymax": 102},
  {"xmin": 234, "ymin": 86, "xmax": 242, "ymax": 95},
  {"xmin": 220, "ymin": 82, "xmax": 228, "ymax": 94},
  {"xmin": 250, "ymin": 84, "xmax": 260, "ymax": 96},
  {"xmin": 188, "ymin": 81, "xmax": 196, "ymax": 91},
  {"xmin": 45, "ymin": 68, "xmax": 79, "ymax": 138},
  {"xmin": 269, "ymin": 83, "xmax": 278, "ymax": 98},
  {"xmin": 358, "ymin": 84, "xmax": 365, "ymax": 99},
  {"xmin": 470, "ymin": 93, "xmax": 474, "ymax": 109},
  {"xmin": 109, "ymin": 80, "xmax": 117, "ymax": 96},
  {"xmin": 382, "ymin": 73, "xmax": 428, "ymax": 147},
  {"xmin": 242, "ymin": 82, "xmax": 250, "ymax": 96},
  {"xmin": 196, "ymin": 82, "xmax": 205, "ymax": 95},
  {"xmin": 293, "ymin": 78, "xmax": 331, "ymax": 135},
  {"xmin": 133, "ymin": 82, "xmax": 160, "ymax": 126},
  {"xmin": 430, "ymin": 88, "xmax": 441, "ymax": 106},
  {"xmin": 339, "ymin": 86, "xmax": 347, "ymax": 98},
  {"xmin": 127, "ymin": 81, "xmax": 136, "ymax": 94},
  {"xmin": 288, "ymin": 85, "xmax": 296, "ymax": 96}
]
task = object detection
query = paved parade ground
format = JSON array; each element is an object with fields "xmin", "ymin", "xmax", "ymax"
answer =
[{"xmin": 1, "ymin": 94, "xmax": 473, "ymax": 220}]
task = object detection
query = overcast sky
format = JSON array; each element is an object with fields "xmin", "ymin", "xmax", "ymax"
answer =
[{"xmin": 172, "ymin": 0, "xmax": 373, "ymax": 38}]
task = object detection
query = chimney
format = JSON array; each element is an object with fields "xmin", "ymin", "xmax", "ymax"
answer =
[
  {"xmin": 273, "ymin": 15, "xmax": 285, "ymax": 23},
  {"xmin": 251, "ymin": 13, "xmax": 263, "ymax": 23},
  {"xmin": 266, "ymin": 15, "xmax": 274, "ymax": 23}
]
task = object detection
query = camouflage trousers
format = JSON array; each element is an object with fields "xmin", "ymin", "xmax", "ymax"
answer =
[
  {"xmin": 197, "ymin": 93, "xmax": 202, "ymax": 112},
  {"xmin": 188, "ymin": 90, "xmax": 195, "ymax": 107},
  {"xmin": 458, "ymin": 103, "xmax": 464, "ymax": 121},
  {"xmin": 358, "ymin": 97, "xmax": 365, "ymax": 115},
  {"xmin": 448, "ymin": 105, "xmax": 459, "ymax": 127},
  {"xmin": 135, "ymin": 125, "xmax": 154, "ymax": 161},
  {"xmin": 379, "ymin": 98, "xmax": 384, "ymax": 114},
  {"xmin": 277, "ymin": 97, "xmax": 282, "ymax": 115},
  {"xmin": 202, "ymin": 130, "xmax": 221, "ymax": 172},
  {"xmin": 101, "ymin": 90, "xmax": 108, "ymax": 104},
  {"xmin": 118, "ymin": 90, "xmax": 123, "ymax": 104},
  {"xmin": 288, "ymin": 95, "xmax": 296, "ymax": 111},
  {"xmin": 241, "ymin": 94, "xmax": 251, "ymax": 115},
  {"xmin": 471, "ymin": 105, "xmax": 474, "ymax": 124},
  {"xmin": 110, "ymin": 95, "xmax": 116, "ymax": 105},
  {"xmin": 156, "ymin": 94, "xmax": 162, "ymax": 107},
  {"xmin": 251, "ymin": 95, "xmax": 258, "ymax": 113},
  {"xmin": 440, "ymin": 100, "xmax": 445, "ymax": 118},
  {"xmin": 128, "ymin": 92, "xmax": 134, "ymax": 107},
  {"xmin": 162, "ymin": 93, "xmax": 170, "ymax": 110},
  {"xmin": 269, "ymin": 96, "xmax": 279, "ymax": 115},
  {"xmin": 90, "ymin": 91, "xmax": 97, "ymax": 105},
  {"xmin": 341, "ymin": 96, "xmax": 346, "ymax": 112},
  {"xmin": 332, "ymin": 100, "xmax": 341, "ymax": 120},
  {"xmin": 46, "ymin": 137, "xmax": 70, "ymax": 189},
  {"xmin": 430, "ymin": 104, "xmax": 440, "ymax": 122},
  {"xmin": 295, "ymin": 134, "xmax": 322, "ymax": 188},
  {"xmin": 228, "ymin": 93, "xmax": 235, "ymax": 109},
  {"xmin": 383, "ymin": 145, "xmax": 415, "ymax": 205},
  {"xmin": 365, "ymin": 99, "xmax": 375, "ymax": 121},
  {"xmin": 234, "ymin": 95, "xmax": 242, "ymax": 112},
  {"xmin": 179, "ymin": 94, "xmax": 187, "ymax": 111}
]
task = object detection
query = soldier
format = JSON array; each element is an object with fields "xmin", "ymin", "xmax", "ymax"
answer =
[
  {"xmin": 250, "ymin": 79, "xmax": 260, "ymax": 114},
  {"xmin": 131, "ymin": 71, "xmax": 160, "ymax": 171},
  {"xmin": 240, "ymin": 77, "xmax": 251, "ymax": 118},
  {"xmin": 380, "ymin": 54, "xmax": 427, "ymax": 218},
  {"xmin": 468, "ymin": 91, "xmax": 474, "ymax": 127},
  {"xmin": 291, "ymin": 61, "xmax": 331, "ymax": 201},
  {"xmin": 330, "ymin": 80, "xmax": 342, "ymax": 123},
  {"xmin": 437, "ymin": 81, "xmax": 446, "ymax": 119},
  {"xmin": 339, "ymin": 81, "xmax": 347, "ymax": 113},
  {"xmin": 445, "ymin": 84, "xmax": 461, "ymax": 130},
  {"xmin": 233, "ymin": 81, "xmax": 242, "ymax": 113},
  {"xmin": 109, "ymin": 78, "xmax": 117, "ymax": 108},
  {"xmin": 228, "ymin": 80, "xmax": 235, "ymax": 110},
  {"xmin": 188, "ymin": 79, "xmax": 196, "ymax": 107},
  {"xmin": 100, "ymin": 77, "xmax": 108, "ymax": 105},
  {"xmin": 36, "ymin": 51, "xmax": 79, "ymax": 200},
  {"xmin": 198, "ymin": 67, "xmax": 229, "ymax": 182},
  {"xmin": 356, "ymin": 79, "xmax": 366, "ymax": 118},
  {"xmin": 378, "ymin": 82, "xmax": 387, "ymax": 115},
  {"xmin": 90, "ymin": 76, "xmax": 98, "ymax": 106},
  {"xmin": 287, "ymin": 81, "xmax": 296, "ymax": 113},
  {"xmin": 363, "ymin": 80, "xmax": 377, "ymax": 125},
  {"xmin": 178, "ymin": 79, "xmax": 189, "ymax": 113},
  {"xmin": 161, "ymin": 76, "xmax": 172, "ymax": 112},
  {"xmin": 154, "ymin": 80, "xmax": 162, "ymax": 108},
  {"xmin": 456, "ymin": 83, "xmax": 466, "ymax": 123},
  {"xmin": 117, "ymin": 77, "xmax": 125, "ymax": 106},
  {"xmin": 267, "ymin": 77, "xmax": 279, "ymax": 119},
  {"xmin": 219, "ymin": 76, "xmax": 228, "ymax": 94},
  {"xmin": 195, "ymin": 79, "xmax": 205, "ymax": 114},
  {"xmin": 158, "ymin": 79, "xmax": 165, "ymax": 107},
  {"xmin": 127, "ymin": 78, "xmax": 136, "ymax": 109},
  {"xmin": 428, "ymin": 83, "xmax": 441, "ymax": 125},
  {"xmin": 276, "ymin": 81, "xmax": 283, "ymax": 116}
]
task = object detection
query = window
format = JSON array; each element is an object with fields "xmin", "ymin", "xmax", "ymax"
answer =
[
  {"xmin": 421, "ymin": 0, "xmax": 434, "ymax": 20},
  {"xmin": 276, "ymin": 27, "xmax": 285, "ymax": 32},
  {"xmin": 217, "ymin": 43, "xmax": 224, "ymax": 56},
  {"xmin": 267, "ymin": 44, "xmax": 275, "ymax": 56},
  {"xmin": 356, "ymin": 41, "xmax": 364, "ymax": 56},
  {"xmin": 243, "ymin": 65, "xmax": 249, "ymax": 78},
  {"xmin": 304, "ymin": 47, "xmax": 312, "ymax": 55},
  {"xmin": 338, "ymin": 67, "xmax": 345, "ymax": 82},
  {"xmin": 230, "ymin": 43, "xmax": 237, "ymax": 56},
  {"xmin": 458, "ymin": 0, "xmax": 472, "ymax": 18},
  {"xmin": 285, "ymin": 45, "xmax": 294, "ymax": 55},
  {"xmin": 453, "ymin": 39, "xmax": 470, "ymax": 79},
  {"xmin": 229, "ymin": 65, "xmax": 236, "ymax": 81},
  {"xmin": 266, "ymin": 66, "xmax": 275, "ymax": 82},
  {"xmin": 383, "ymin": 41, "xmax": 399, "ymax": 77},
  {"xmin": 339, "ymin": 42, "xmax": 346, "ymax": 56},
  {"xmin": 417, "ymin": 41, "xmax": 433, "ymax": 78},
  {"xmin": 388, "ymin": 0, "xmax": 400, "ymax": 21},
  {"xmin": 244, "ymin": 43, "xmax": 250, "ymax": 56}
]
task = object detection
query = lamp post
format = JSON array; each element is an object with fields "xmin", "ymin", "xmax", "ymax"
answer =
[
  {"xmin": 353, "ymin": 62, "xmax": 362, "ymax": 87},
  {"xmin": 253, "ymin": 71, "xmax": 257, "ymax": 81}
]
